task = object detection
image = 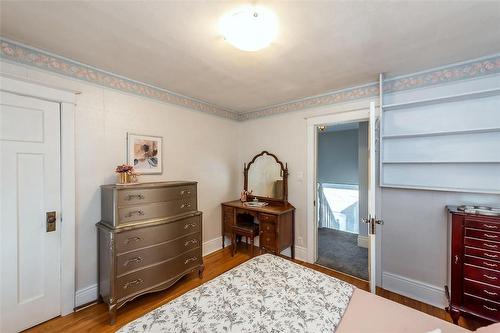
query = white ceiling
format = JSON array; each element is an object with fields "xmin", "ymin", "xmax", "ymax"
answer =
[{"xmin": 1, "ymin": 1, "xmax": 499, "ymax": 113}]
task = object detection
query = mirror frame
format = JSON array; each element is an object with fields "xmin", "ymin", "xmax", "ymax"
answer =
[{"xmin": 244, "ymin": 151, "xmax": 288, "ymax": 204}]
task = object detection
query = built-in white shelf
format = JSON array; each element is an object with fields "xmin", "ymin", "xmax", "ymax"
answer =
[
  {"xmin": 380, "ymin": 81, "xmax": 500, "ymax": 194},
  {"xmin": 382, "ymin": 161, "xmax": 500, "ymax": 165},
  {"xmin": 382, "ymin": 127, "xmax": 500, "ymax": 139},
  {"xmin": 380, "ymin": 183, "xmax": 500, "ymax": 195},
  {"xmin": 382, "ymin": 88, "xmax": 500, "ymax": 111}
]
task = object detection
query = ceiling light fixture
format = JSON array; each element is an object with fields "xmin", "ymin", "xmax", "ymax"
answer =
[{"xmin": 219, "ymin": 5, "xmax": 278, "ymax": 52}]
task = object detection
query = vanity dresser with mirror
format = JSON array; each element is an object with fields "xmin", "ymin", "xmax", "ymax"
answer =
[{"xmin": 221, "ymin": 151, "xmax": 296, "ymax": 258}]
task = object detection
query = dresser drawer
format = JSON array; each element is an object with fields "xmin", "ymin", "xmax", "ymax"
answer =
[
  {"xmin": 465, "ymin": 255, "xmax": 500, "ymax": 271},
  {"xmin": 464, "ymin": 237, "xmax": 500, "ymax": 252},
  {"xmin": 116, "ymin": 232, "xmax": 201, "ymax": 276},
  {"xmin": 223, "ymin": 206, "xmax": 234, "ymax": 224},
  {"xmin": 466, "ymin": 228, "xmax": 500, "ymax": 242},
  {"xmin": 464, "ymin": 264, "xmax": 500, "ymax": 286},
  {"xmin": 118, "ymin": 198, "xmax": 197, "ymax": 225},
  {"xmin": 115, "ymin": 214, "xmax": 201, "ymax": 254},
  {"xmin": 116, "ymin": 248, "xmax": 202, "ymax": 300},
  {"xmin": 465, "ymin": 218, "xmax": 500, "ymax": 232},
  {"xmin": 117, "ymin": 185, "xmax": 196, "ymax": 206},
  {"xmin": 463, "ymin": 294, "xmax": 500, "ymax": 321},
  {"xmin": 465, "ymin": 247, "xmax": 500, "ymax": 262},
  {"xmin": 258, "ymin": 213, "xmax": 277, "ymax": 223},
  {"xmin": 261, "ymin": 221, "xmax": 275, "ymax": 233},
  {"xmin": 464, "ymin": 279, "xmax": 500, "ymax": 303}
]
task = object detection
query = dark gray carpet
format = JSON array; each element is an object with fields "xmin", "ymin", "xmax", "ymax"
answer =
[{"xmin": 316, "ymin": 227, "xmax": 368, "ymax": 280}]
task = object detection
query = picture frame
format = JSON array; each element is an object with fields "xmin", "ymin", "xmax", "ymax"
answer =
[{"xmin": 127, "ymin": 133, "xmax": 163, "ymax": 174}]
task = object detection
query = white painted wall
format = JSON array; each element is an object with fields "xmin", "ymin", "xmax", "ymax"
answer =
[{"xmin": 0, "ymin": 61, "xmax": 240, "ymax": 298}]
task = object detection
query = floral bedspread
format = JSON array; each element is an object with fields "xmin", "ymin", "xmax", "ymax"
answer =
[{"xmin": 117, "ymin": 254, "xmax": 354, "ymax": 333}]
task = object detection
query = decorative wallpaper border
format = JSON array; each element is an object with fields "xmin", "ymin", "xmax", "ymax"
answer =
[
  {"xmin": 0, "ymin": 38, "xmax": 239, "ymax": 120},
  {"xmin": 241, "ymin": 54, "xmax": 500, "ymax": 120},
  {"xmin": 1, "ymin": 37, "xmax": 499, "ymax": 121}
]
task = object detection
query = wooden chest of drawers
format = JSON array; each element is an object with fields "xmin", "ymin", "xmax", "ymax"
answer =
[
  {"xmin": 97, "ymin": 182, "xmax": 203, "ymax": 324},
  {"xmin": 446, "ymin": 208, "xmax": 500, "ymax": 324}
]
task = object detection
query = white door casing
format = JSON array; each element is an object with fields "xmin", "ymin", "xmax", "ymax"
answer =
[
  {"xmin": 0, "ymin": 74, "xmax": 77, "ymax": 332},
  {"xmin": 1, "ymin": 91, "xmax": 61, "ymax": 332},
  {"xmin": 306, "ymin": 101, "xmax": 382, "ymax": 292}
]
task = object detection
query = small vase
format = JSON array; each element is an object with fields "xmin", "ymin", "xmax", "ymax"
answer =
[{"xmin": 117, "ymin": 173, "xmax": 129, "ymax": 184}]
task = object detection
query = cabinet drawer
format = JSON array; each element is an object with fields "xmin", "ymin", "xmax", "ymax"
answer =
[
  {"xmin": 258, "ymin": 213, "xmax": 277, "ymax": 223},
  {"xmin": 466, "ymin": 228, "xmax": 500, "ymax": 242},
  {"xmin": 117, "ymin": 185, "xmax": 196, "ymax": 206},
  {"xmin": 465, "ymin": 218, "xmax": 500, "ymax": 232},
  {"xmin": 260, "ymin": 232, "xmax": 276, "ymax": 250},
  {"xmin": 464, "ymin": 279, "xmax": 500, "ymax": 303},
  {"xmin": 261, "ymin": 221, "xmax": 275, "ymax": 233},
  {"xmin": 464, "ymin": 237, "xmax": 500, "ymax": 252},
  {"xmin": 463, "ymin": 294, "xmax": 500, "ymax": 321},
  {"xmin": 118, "ymin": 199, "xmax": 196, "ymax": 225},
  {"xmin": 464, "ymin": 264, "xmax": 500, "ymax": 286},
  {"xmin": 116, "ymin": 232, "xmax": 201, "ymax": 276},
  {"xmin": 223, "ymin": 206, "xmax": 234, "ymax": 224},
  {"xmin": 465, "ymin": 255, "xmax": 500, "ymax": 271},
  {"xmin": 465, "ymin": 247, "xmax": 500, "ymax": 262},
  {"xmin": 115, "ymin": 214, "xmax": 201, "ymax": 254},
  {"xmin": 116, "ymin": 248, "xmax": 202, "ymax": 300}
]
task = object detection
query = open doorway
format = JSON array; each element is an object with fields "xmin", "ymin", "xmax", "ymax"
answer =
[{"xmin": 316, "ymin": 121, "xmax": 369, "ymax": 280}]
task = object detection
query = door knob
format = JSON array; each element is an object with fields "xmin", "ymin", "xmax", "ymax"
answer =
[{"xmin": 46, "ymin": 211, "xmax": 56, "ymax": 232}]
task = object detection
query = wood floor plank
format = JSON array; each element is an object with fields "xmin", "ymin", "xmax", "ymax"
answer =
[{"xmin": 25, "ymin": 245, "xmax": 483, "ymax": 332}]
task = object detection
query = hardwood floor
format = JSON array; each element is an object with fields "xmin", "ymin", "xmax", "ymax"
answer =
[{"xmin": 26, "ymin": 245, "xmax": 483, "ymax": 332}]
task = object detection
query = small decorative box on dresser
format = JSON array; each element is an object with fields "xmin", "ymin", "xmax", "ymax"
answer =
[
  {"xmin": 446, "ymin": 205, "xmax": 500, "ymax": 324},
  {"xmin": 96, "ymin": 181, "xmax": 204, "ymax": 324}
]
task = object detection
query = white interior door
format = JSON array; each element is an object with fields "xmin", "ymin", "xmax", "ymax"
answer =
[
  {"xmin": 366, "ymin": 101, "xmax": 382, "ymax": 293},
  {"xmin": 1, "ymin": 91, "xmax": 62, "ymax": 332}
]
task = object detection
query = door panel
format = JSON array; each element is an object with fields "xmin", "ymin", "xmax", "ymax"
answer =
[{"xmin": 1, "ymin": 91, "xmax": 61, "ymax": 333}]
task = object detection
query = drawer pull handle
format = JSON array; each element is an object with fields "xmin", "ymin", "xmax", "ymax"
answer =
[
  {"xmin": 454, "ymin": 255, "xmax": 459, "ymax": 264},
  {"xmin": 483, "ymin": 224, "xmax": 498, "ymax": 229},
  {"xmin": 181, "ymin": 203, "xmax": 192, "ymax": 209},
  {"xmin": 484, "ymin": 234, "xmax": 498, "ymax": 239},
  {"xmin": 123, "ymin": 278, "xmax": 143, "ymax": 289},
  {"xmin": 180, "ymin": 190, "xmax": 191, "ymax": 195},
  {"xmin": 124, "ymin": 257, "xmax": 143, "ymax": 266},
  {"xmin": 483, "ymin": 274, "xmax": 498, "ymax": 280},
  {"xmin": 184, "ymin": 223, "xmax": 197, "ymax": 229},
  {"xmin": 483, "ymin": 243, "xmax": 498, "ymax": 249},
  {"xmin": 184, "ymin": 257, "xmax": 197, "ymax": 265},
  {"xmin": 484, "ymin": 253, "xmax": 498, "ymax": 258},
  {"xmin": 484, "ymin": 289, "xmax": 498, "ymax": 296},
  {"xmin": 126, "ymin": 210, "xmax": 145, "ymax": 218},
  {"xmin": 125, "ymin": 236, "xmax": 142, "ymax": 244},
  {"xmin": 483, "ymin": 261, "xmax": 498, "ymax": 268},
  {"xmin": 483, "ymin": 305, "xmax": 498, "ymax": 312},
  {"xmin": 184, "ymin": 239, "xmax": 198, "ymax": 247},
  {"xmin": 127, "ymin": 194, "xmax": 144, "ymax": 200}
]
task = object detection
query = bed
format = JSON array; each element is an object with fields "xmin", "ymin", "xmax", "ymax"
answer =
[{"xmin": 117, "ymin": 254, "xmax": 470, "ymax": 333}]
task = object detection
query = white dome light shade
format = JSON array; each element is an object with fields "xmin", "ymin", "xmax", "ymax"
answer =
[{"xmin": 219, "ymin": 6, "xmax": 278, "ymax": 52}]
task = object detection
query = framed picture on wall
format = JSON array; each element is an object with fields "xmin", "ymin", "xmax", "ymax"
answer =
[{"xmin": 127, "ymin": 133, "xmax": 163, "ymax": 174}]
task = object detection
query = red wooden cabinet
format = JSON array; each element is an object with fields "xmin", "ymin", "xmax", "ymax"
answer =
[{"xmin": 447, "ymin": 208, "xmax": 500, "ymax": 324}]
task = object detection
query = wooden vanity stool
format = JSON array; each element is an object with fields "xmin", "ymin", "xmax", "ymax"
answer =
[{"xmin": 231, "ymin": 221, "xmax": 260, "ymax": 257}]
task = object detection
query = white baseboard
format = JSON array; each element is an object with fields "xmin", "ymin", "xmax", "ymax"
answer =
[
  {"xmin": 382, "ymin": 271, "xmax": 446, "ymax": 308},
  {"xmin": 357, "ymin": 235, "xmax": 368, "ymax": 248},
  {"xmin": 202, "ymin": 236, "xmax": 224, "ymax": 256},
  {"xmin": 75, "ymin": 284, "xmax": 98, "ymax": 308},
  {"xmin": 294, "ymin": 245, "xmax": 308, "ymax": 262}
]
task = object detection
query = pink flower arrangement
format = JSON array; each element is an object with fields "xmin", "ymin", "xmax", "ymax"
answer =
[{"xmin": 115, "ymin": 164, "xmax": 134, "ymax": 174}]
